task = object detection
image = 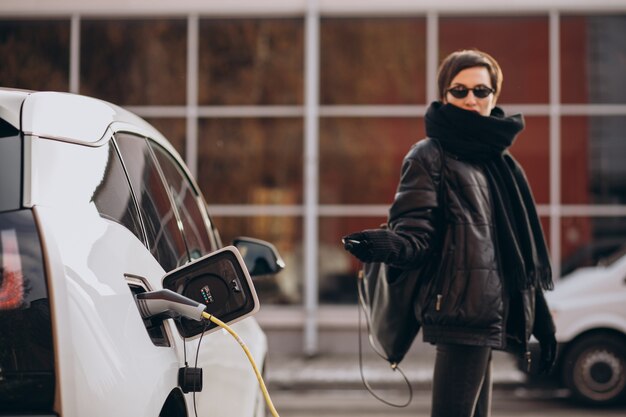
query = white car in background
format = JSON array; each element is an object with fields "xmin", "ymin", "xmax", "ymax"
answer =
[
  {"xmin": 525, "ymin": 245, "xmax": 626, "ymax": 406},
  {"xmin": 0, "ymin": 88, "xmax": 283, "ymax": 417}
]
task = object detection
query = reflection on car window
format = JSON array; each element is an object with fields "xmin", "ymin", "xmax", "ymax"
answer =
[
  {"xmin": 115, "ymin": 133, "xmax": 188, "ymax": 271},
  {"xmin": 150, "ymin": 141, "xmax": 214, "ymax": 259},
  {"xmin": 91, "ymin": 143, "xmax": 144, "ymax": 243}
]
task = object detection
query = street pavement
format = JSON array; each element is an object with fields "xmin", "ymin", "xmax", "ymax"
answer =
[
  {"xmin": 266, "ymin": 347, "xmax": 526, "ymax": 391},
  {"xmin": 263, "ymin": 347, "xmax": 626, "ymax": 416},
  {"xmin": 269, "ymin": 389, "xmax": 626, "ymax": 417}
]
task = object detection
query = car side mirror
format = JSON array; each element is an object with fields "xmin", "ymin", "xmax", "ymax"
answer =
[
  {"xmin": 162, "ymin": 246, "xmax": 259, "ymax": 337},
  {"xmin": 233, "ymin": 237, "xmax": 285, "ymax": 277}
]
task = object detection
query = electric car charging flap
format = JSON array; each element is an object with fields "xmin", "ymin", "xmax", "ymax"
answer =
[{"xmin": 161, "ymin": 246, "xmax": 260, "ymax": 337}]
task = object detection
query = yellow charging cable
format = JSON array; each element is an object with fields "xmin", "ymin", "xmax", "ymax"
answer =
[{"xmin": 201, "ymin": 312, "xmax": 280, "ymax": 417}]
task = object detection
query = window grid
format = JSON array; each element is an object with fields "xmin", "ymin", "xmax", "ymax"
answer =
[{"xmin": 60, "ymin": 10, "xmax": 626, "ymax": 353}]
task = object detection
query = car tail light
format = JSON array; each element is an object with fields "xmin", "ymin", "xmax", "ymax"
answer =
[{"xmin": 0, "ymin": 229, "xmax": 24, "ymax": 310}]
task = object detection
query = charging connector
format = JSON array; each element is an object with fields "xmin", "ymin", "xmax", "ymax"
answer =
[{"xmin": 135, "ymin": 289, "xmax": 206, "ymax": 321}]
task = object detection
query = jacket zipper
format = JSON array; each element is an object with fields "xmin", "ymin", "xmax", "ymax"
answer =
[
  {"xmin": 433, "ymin": 149, "xmax": 448, "ymax": 313},
  {"xmin": 434, "ymin": 244, "xmax": 454, "ymax": 311}
]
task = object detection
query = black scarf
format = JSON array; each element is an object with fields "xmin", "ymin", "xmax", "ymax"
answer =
[{"xmin": 425, "ymin": 101, "xmax": 553, "ymax": 291}]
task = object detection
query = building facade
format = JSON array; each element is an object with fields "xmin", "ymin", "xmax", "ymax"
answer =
[{"xmin": 2, "ymin": 0, "xmax": 626, "ymax": 354}]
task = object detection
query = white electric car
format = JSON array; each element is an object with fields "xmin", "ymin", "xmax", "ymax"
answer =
[
  {"xmin": 0, "ymin": 88, "xmax": 283, "ymax": 417},
  {"xmin": 523, "ymin": 246, "xmax": 626, "ymax": 406}
]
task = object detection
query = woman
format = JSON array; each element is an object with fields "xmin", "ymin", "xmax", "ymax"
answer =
[{"xmin": 343, "ymin": 49, "xmax": 557, "ymax": 417}]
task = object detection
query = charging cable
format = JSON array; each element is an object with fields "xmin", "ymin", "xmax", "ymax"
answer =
[
  {"xmin": 135, "ymin": 289, "xmax": 280, "ymax": 417},
  {"xmin": 202, "ymin": 312, "xmax": 280, "ymax": 417},
  {"xmin": 356, "ymin": 272, "xmax": 413, "ymax": 407}
]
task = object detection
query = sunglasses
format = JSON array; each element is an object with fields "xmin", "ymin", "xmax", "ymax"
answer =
[{"xmin": 446, "ymin": 85, "xmax": 495, "ymax": 99}]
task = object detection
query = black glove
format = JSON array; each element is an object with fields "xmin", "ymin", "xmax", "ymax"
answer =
[
  {"xmin": 342, "ymin": 229, "xmax": 406, "ymax": 264},
  {"xmin": 537, "ymin": 333, "xmax": 557, "ymax": 375}
]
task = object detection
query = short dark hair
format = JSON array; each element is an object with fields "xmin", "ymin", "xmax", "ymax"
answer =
[{"xmin": 437, "ymin": 49, "xmax": 503, "ymax": 101}]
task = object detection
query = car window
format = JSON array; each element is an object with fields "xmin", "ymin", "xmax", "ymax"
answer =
[
  {"xmin": 149, "ymin": 141, "xmax": 214, "ymax": 260},
  {"xmin": 91, "ymin": 142, "xmax": 144, "ymax": 244},
  {"xmin": 114, "ymin": 133, "xmax": 189, "ymax": 271}
]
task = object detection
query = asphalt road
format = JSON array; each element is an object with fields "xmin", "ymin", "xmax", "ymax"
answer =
[{"xmin": 270, "ymin": 388, "xmax": 626, "ymax": 417}]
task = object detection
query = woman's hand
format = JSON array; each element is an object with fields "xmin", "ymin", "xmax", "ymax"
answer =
[
  {"xmin": 342, "ymin": 229, "xmax": 406, "ymax": 264},
  {"xmin": 342, "ymin": 231, "xmax": 373, "ymax": 262}
]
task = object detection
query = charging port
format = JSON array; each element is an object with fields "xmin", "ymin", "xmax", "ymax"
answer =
[{"xmin": 127, "ymin": 280, "xmax": 170, "ymax": 347}]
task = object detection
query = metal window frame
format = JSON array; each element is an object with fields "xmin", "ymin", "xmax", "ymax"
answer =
[{"xmin": 51, "ymin": 4, "xmax": 626, "ymax": 354}]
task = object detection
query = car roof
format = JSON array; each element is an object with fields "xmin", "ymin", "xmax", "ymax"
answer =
[{"xmin": 0, "ymin": 88, "xmax": 170, "ymax": 147}]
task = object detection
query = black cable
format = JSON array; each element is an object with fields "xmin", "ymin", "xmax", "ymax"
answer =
[
  {"xmin": 195, "ymin": 321, "xmax": 209, "ymax": 370},
  {"xmin": 357, "ymin": 273, "xmax": 413, "ymax": 408},
  {"xmin": 193, "ymin": 321, "xmax": 210, "ymax": 417}
]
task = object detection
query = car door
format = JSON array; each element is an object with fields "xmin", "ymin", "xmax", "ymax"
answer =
[{"xmin": 30, "ymin": 135, "xmax": 183, "ymax": 417}]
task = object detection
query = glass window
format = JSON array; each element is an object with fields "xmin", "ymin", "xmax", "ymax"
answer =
[
  {"xmin": 150, "ymin": 141, "xmax": 213, "ymax": 260},
  {"xmin": 439, "ymin": 16, "xmax": 549, "ymax": 104},
  {"xmin": 143, "ymin": 118, "xmax": 187, "ymax": 160},
  {"xmin": 0, "ymin": 19, "xmax": 70, "ymax": 91},
  {"xmin": 199, "ymin": 18, "xmax": 304, "ymax": 105},
  {"xmin": 560, "ymin": 16, "xmax": 588, "ymax": 104},
  {"xmin": 80, "ymin": 19, "xmax": 187, "ymax": 105},
  {"xmin": 561, "ymin": 116, "xmax": 590, "ymax": 205},
  {"xmin": 115, "ymin": 133, "xmax": 188, "ymax": 271},
  {"xmin": 561, "ymin": 116, "xmax": 626, "ymax": 205},
  {"xmin": 197, "ymin": 118, "xmax": 303, "ymax": 205},
  {"xmin": 561, "ymin": 15, "xmax": 626, "ymax": 104},
  {"xmin": 213, "ymin": 216, "xmax": 303, "ymax": 305},
  {"xmin": 321, "ymin": 17, "xmax": 427, "ymax": 105},
  {"xmin": 320, "ymin": 117, "xmax": 424, "ymax": 204},
  {"xmin": 509, "ymin": 116, "xmax": 550, "ymax": 205},
  {"xmin": 91, "ymin": 143, "xmax": 144, "ymax": 243},
  {"xmin": 561, "ymin": 216, "xmax": 626, "ymax": 277}
]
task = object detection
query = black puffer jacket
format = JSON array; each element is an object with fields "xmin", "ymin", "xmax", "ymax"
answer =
[{"xmin": 388, "ymin": 137, "xmax": 551, "ymax": 352}]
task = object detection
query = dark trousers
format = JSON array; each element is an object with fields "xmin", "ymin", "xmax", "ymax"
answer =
[{"xmin": 431, "ymin": 343, "xmax": 493, "ymax": 417}]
